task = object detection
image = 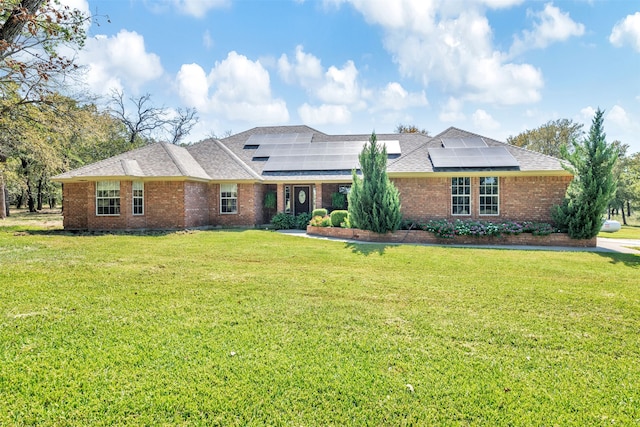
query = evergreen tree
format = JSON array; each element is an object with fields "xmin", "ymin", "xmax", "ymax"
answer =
[
  {"xmin": 348, "ymin": 132, "xmax": 402, "ymax": 233},
  {"xmin": 553, "ymin": 108, "xmax": 617, "ymax": 239}
]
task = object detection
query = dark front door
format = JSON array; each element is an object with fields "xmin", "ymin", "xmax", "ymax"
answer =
[{"xmin": 293, "ymin": 186, "xmax": 310, "ymax": 215}]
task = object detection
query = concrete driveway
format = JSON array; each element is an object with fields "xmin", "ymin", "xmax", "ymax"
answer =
[
  {"xmin": 597, "ymin": 237, "xmax": 640, "ymax": 255},
  {"xmin": 281, "ymin": 230, "xmax": 640, "ymax": 255}
]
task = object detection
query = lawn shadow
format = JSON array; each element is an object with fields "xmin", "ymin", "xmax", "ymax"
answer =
[
  {"xmin": 595, "ymin": 252, "xmax": 640, "ymax": 267},
  {"xmin": 344, "ymin": 241, "xmax": 393, "ymax": 256}
]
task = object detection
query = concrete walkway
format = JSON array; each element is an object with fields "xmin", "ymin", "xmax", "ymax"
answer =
[{"xmin": 278, "ymin": 230, "xmax": 640, "ymax": 255}]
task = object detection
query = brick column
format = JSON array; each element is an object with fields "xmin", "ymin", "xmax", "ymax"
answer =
[
  {"xmin": 276, "ymin": 183, "xmax": 285, "ymax": 213},
  {"xmin": 314, "ymin": 182, "xmax": 323, "ymax": 211}
]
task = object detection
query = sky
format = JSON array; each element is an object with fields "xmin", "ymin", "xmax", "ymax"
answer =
[{"xmin": 64, "ymin": 0, "xmax": 640, "ymax": 153}]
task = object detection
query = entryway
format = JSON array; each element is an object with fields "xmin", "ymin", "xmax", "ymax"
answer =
[{"xmin": 293, "ymin": 186, "xmax": 310, "ymax": 215}]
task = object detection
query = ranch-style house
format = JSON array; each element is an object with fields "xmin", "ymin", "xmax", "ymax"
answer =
[{"xmin": 52, "ymin": 125, "xmax": 572, "ymax": 231}]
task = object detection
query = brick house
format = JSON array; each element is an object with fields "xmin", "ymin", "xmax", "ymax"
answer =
[{"xmin": 52, "ymin": 125, "xmax": 572, "ymax": 231}]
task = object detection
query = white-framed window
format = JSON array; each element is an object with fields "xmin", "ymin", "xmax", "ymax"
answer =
[
  {"xmin": 451, "ymin": 177, "xmax": 470, "ymax": 215},
  {"xmin": 132, "ymin": 181, "xmax": 144, "ymax": 215},
  {"xmin": 96, "ymin": 181, "xmax": 120, "ymax": 216},
  {"xmin": 284, "ymin": 185, "xmax": 291, "ymax": 214},
  {"xmin": 220, "ymin": 183, "xmax": 238, "ymax": 214},
  {"xmin": 479, "ymin": 176, "xmax": 499, "ymax": 215}
]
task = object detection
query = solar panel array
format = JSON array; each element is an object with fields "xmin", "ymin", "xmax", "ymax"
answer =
[
  {"xmin": 429, "ymin": 147, "xmax": 519, "ymax": 169},
  {"xmin": 441, "ymin": 137, "xmax": 488, "ymax": 148},
  {"xmin": 263, "ymin": 155, "xmax": 360, "ymax": 172},
  {"xmin": 244, "ymin": 134, "xmax": 401, "ymax": 172},
  {"xmin": 244, "ymin": 133, "xmax": 313, "ymax": 148}
]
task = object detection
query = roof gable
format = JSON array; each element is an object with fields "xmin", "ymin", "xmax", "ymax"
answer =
[{"xmin": 53, "ymin": 142, "xmax": 210, "ymax": 181}]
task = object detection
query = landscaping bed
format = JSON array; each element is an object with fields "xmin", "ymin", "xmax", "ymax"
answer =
[{"xmin": 307, "ymin": 225, "xmax": 597, "ymax": 247}]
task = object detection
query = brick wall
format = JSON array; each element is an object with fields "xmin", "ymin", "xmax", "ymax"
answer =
[
  {"xmin": 209, "ymin": 183, "xmax": 260, "ymax": 227},
  {"xmin": 321, "ymin": 183, "xmax": 350, "ymax": 211},
  {"xmin": 62, "ymin": 183, "xmax": 89, "ymax": 230},
  {"xmin": 62, "ymin": 175, "xmax": 571, "ymax": 230},
  {"xmin": 393, "ymin": 175, "xmax": 571, "ymax": 223},
  {"xmin": 184, "ymin": 182, "xmax": 209, "ymax": 228}
]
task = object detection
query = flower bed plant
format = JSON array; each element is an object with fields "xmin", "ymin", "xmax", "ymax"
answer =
[{"xmin": 405, "ymin": 219, "xmax": 556, "ymax": 239}]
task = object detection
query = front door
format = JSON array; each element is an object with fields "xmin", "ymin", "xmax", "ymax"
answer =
[{"xmin": 293, "ymin": 186, "xmax": 310, "ymax": 215}]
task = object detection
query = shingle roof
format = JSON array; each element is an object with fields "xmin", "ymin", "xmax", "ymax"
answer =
[
  {"xmin": 186, "ymin": 139, "xmax": 261, "ymax": 181},
  {"xmin": 53, "ymin": 125, "xmax": 569, "ymax": 183},
  {"xmin": 54, "ymin": 142, "xmax": 211, "ymax": 181}
]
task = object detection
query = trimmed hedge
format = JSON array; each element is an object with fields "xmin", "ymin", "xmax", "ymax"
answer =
[{"xmin": 330, "ymin": 210, "xmax": 349, "ymax": 227}]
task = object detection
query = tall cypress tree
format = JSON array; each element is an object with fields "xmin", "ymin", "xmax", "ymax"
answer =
[
  {"xmin": 348, "ymin": 132, "xmax": 402, "ymax": 233},
  {"xmin": 553, "ymin": 108, "xmax": 617, "ymax": 239}
]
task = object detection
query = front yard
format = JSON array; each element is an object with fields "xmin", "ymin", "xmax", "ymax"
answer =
[{"xmin": 1, "ymin": 219, "xmax": 639, "ymax": 425}]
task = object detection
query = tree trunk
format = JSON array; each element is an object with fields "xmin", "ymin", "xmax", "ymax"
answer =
[
  {"xmin": 0, "ymin": 176, "xmax": 5, "ymax": 219},
  {"xmin": 3, "ymin": 186, "xmax": 8, "ymax": 217},
  {"xmin": 36, "ymin": 177, "xmax": 43, "ymax": 210},
  {"xmin": 621, "ymin": 202, "xmax": 627, "ymax": 225},
  {"xmin": 0, "ymin": 0, "xmax": 46, "ymax": 47},
  {"xmin": 627, "ymin": 201, "xmax": 631, "ymax": 217},
  {"xmin": 25, "ymin": 178, "xmax": 36, "ymax": 212}
]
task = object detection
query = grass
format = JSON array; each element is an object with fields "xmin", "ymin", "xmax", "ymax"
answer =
[
  {"xmin": 0, "ymin": 221, "xmax": 639, "ymax": 426},
  {"xmin": 598, "ymin": 213, "xmax": 640, "ymax": 240}
]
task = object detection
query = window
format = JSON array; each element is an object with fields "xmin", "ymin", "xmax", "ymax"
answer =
[
  {"xmin": 220, "ymin": 183, "xmax": 238, "ymax": 214},
  {"xmin": 284, "ymin": 185, "xmax": 291, "ymax": 213},
  {"xmin": 133, "ymin": 181, "xmax": 144, "ymax": 215},
  {"xmin": 96, "ymin": 181, "xmax": 120, "ymax": 216},
  {"xmin": 479, "ymin": 176, "xmax": 499, "ymax": 215},
  {"xmin": 451, "ymin": 177, "xmax": 470, "ymax": 215}
]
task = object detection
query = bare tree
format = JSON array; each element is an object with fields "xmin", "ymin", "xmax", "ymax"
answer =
[
  {"xmin": 108, "ymin": 90, "xmax": 199, "ymax": 145},
  {"xmin": 168, "ymin": 107, "xmax": 198, "ymax": 145}
]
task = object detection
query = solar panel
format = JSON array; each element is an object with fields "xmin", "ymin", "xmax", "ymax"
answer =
[
  {"xmin": 441, "ymin": 137, "xmax": 488, "ymax": 148},
  {"xmin": 429, "ymin": 147, "xmax": 519, "ymax": 169},
  {"xmin": 244, "ymin": 133, "xmax": 313, "ymax": 148}
]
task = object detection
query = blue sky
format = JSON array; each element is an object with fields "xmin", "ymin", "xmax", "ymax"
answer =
[{"xmin": 68, "ymin": 0, "xmax": 640, "ymax": 153}]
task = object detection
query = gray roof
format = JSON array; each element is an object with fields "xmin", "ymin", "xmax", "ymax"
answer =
[
  {"xmin": 53, "ymin": 125, "xmax": 569, "ymax": 183},
  {"xmin": 54, "ymin": 142, "xmax": 211, "ymax": 181}
]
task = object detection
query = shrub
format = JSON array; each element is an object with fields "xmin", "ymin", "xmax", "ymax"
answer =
[
  {"xmin": 422, "ymin": 219, "xmax": 456, "ymax": 239},
  {"xmin": 263, "ymin": 191, "xmax": 277, "ymax": 210},
  {"xmin": 271, "ymin": 212, "xmax": 296, "ymax": 230},
  {"xmin": 330, "ymin": 210, "xmax": 348, "ymax": 227},
  {"xmin": 295, "ymin": 212, "xmax": 313, "ymax": 229},
  {"xmin": 554, "ymin": 108, "xmax": 617, "ymax": 239},
  {"xmin": 309, "ymin": 215, "xmax": 332, "ymax": 227},
  {"xmin": 421, "ymin": 219, "xmax": 554, "ymax": 239},
  {"xmin": 331, "ymin": 192, "xmax": 346, "ymax": 209},
  {"xmin": 348, "ymin": 132, "xmax": 402, "ymax": 233},
  {"xmin": 312, "ymin": 208, "xmax": 328, "ymax": 218},
  {"xmin": 522, "ymin": 221, "xmax": 555, "ymax": 236}
]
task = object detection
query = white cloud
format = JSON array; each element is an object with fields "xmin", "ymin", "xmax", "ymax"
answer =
[
  {"xmin": 578, "ymin": 106, "xmax": 596, "ymax": 124},
  {"xmin": 203, "ymin": 30, "xmax": 214, "ymax": 49},
  {"xmin": 278, "ymin": 45, "xmax": 324, "ymax": 86},
  {"xmin": 336, "ymin": 1, "xmax": 544, "ymax": 105},
  {"xmin": 511, "ymin": 3, "xmax": 585, "ymax": 55},
  {"xmin": 607, "ymin": 105, "xmax": 631, "ymax": 127},
  {"xmin": 610, "ymin": 12, "xmax": 640, "ymax": 52},
  {"xmin": 318, "ymin": 61, "xmax": 365, "ymax": 105},
  {"xmin": 298, "ymin": 103, "xmax": 351, "ymax": 125},
  {"xmin": 472, "ymin": 109, "xmax": 500, "ymax": 131},
  {"xmin": 170, "ymin": 0, "xmax": 229, "ymax": 18},
  {"xmin": 439, "ymin": 97, "xmax": 466, "ymax": 122},
  {"xmin": 79, "ymin": 30, "xmax": 163, "ymax": 94},
  {"xmin": 58, "ymin": 0, "xmax": 90, "ymax": 16},
  {"xmin": 176, "ymin": 51, "xmax": 289, "ymax": 124},
  {"xmin": 371, "ymin": 82, "xmax": 428, "ymax": 112},
  {"xmin": 278, "ymin": 45, "xmax": 426, "ymax": 124}
]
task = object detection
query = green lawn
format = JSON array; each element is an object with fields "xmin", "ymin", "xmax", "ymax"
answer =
[
  {"xmin": 598, "ymin": 213, "xmax": 640, "ymax": 240},
  {"xmin": 1, "ymin": 225, "xmax": 639, "ymax": 425}
]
